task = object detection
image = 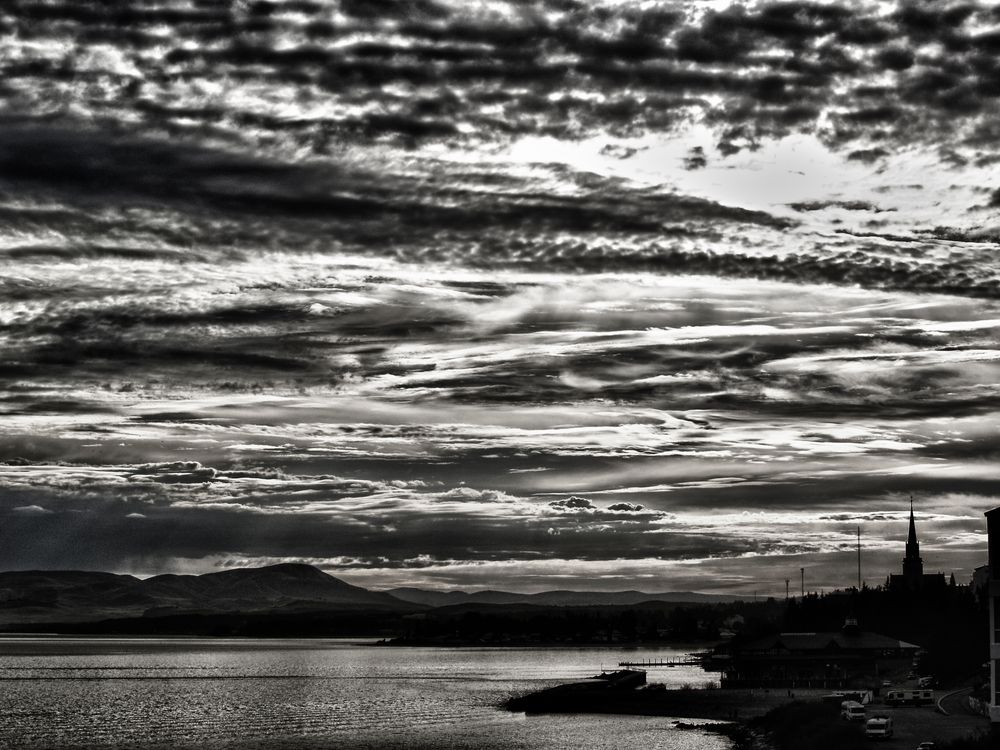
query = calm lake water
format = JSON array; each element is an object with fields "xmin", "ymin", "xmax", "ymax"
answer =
[{"xmin": 0, "ymin": 637, "xmax": 731, "ymax": 750}]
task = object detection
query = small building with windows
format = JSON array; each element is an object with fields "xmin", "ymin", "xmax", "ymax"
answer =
[{"xmin": 985, "ymin": 507, "xmax": 1000, "ymax": 726}]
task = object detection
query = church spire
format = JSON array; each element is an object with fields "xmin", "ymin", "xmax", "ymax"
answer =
[
  {"xmin": 907, "ymin": 496, "xmax": 918, "ymax": 550},
  {"xmin": 903, "ymin": 495, "xmax": 923, "ymax": 584}
]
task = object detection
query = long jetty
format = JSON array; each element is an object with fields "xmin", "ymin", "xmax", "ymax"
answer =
[{"xmin": 617, "ymin": 656, "xmax": 701, "ymax": 668}]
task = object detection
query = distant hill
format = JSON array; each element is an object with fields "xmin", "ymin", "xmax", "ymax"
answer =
[
  {"xmin": 0, "ymin": 564, "xmax": 414, "ymax": 624},
  {"xmin": 386, "ymin": 587, "xmax": 739, "ymax": 607},
  {"xmin": 0, "ymin": 565, "xmax": 740, "ymax": 632}
]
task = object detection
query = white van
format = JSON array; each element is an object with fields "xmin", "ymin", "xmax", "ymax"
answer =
[
  {"xmin": 840, "ymin": 701, "xmax": 866, "ymax": 721},
  {"xmin": 864, "ymin": 715, "xmax": 893, "ymax": 739}
]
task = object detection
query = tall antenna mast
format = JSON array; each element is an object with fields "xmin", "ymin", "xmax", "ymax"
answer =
[
  {"xmin": 857, "ymin": 525, "xmax": 862, "ymax": 590},
  {"xmin": 785, "ymin": 578, "xmax": 790, "ymax": 600},
  {"xmin": 800, "ymin": 567, "xmax": 804, "ymax": 597}
]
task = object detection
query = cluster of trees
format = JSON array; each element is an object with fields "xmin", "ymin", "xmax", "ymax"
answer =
[
  {"xmin": 779, "ymin": 583, "xmax": 987, "ymax": 684},
  {"xmin": 391, "ymin": 599, "xmax": 786, "ymax": 645},
  {"xmin": 409, "ymin": 582, "xmax": 990, "ymax": 671}
]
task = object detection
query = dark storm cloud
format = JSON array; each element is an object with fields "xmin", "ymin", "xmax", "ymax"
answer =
[
  {"xmin": 581, "ymin": 469, "xmax": 1000, "ymax": 516},
  {"xmin": 130, "ymin": 462, "xmax": 220, "ymax": 484},
  {"xmin": 789, "ymin": 200, "xmax": 890, "ymax": 213},
  {"xmin": 39, "ymin": 303, "xmax": 307, "ymax": 335},
  {"xmin": 547, "ymin": 495, "xmax": 596, "ymax": 511},
  {"xmin": 0, "ymin": 395, "xmax": 121, "ymax": 417},
  {"xmin": 0, "ymin": 463, "xmax": 757, "ymax": 571},
  {"xmin": 1, "ymin": 457, "xmax": 986, "ymax": 594},
  {"xmin": 0, "ymin": 118, "xmax": 790, "ymax": 234},
  {"xmin": 0, "ymin": 244, "xmax": 201, "ymax": 262},
  {"xmin": 607, "ymin": 502, "xmax": 644, "ymax": 512},
  {"xmin": 0, "ymin": 120, "xmax": 391, "ymax": 220}
]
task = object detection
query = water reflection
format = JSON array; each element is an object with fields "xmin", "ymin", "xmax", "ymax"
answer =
[{"xmin": 0, "ymin": 638, "xmax": 728, "ymax": 750}]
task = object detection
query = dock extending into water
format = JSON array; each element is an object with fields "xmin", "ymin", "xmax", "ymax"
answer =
[{"xmin": 617, "ymin": 657, "xmax": 701, "ymax": 668}]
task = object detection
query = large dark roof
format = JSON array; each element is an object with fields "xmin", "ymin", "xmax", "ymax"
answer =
[{"xmin": 740, "ymin": 631, "xmax": 919, "ymax": 653}]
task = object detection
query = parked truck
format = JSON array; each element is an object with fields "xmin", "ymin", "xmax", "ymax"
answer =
[{"xmin": 840, "ymin": 701, "xmax": 866, "ymax": 721}]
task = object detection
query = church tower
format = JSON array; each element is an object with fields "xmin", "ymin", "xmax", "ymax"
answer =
[
  {"xmin": 890, "ymin": 497, "xmax": 945, "ymax": 594},
  {"xmin": 902, "ymin": 497, "xmax": 924, "ymax": 586}
]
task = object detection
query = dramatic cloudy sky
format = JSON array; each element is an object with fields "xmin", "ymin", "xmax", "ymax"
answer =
[{"xmin": 2, "ymin": 0, "xmax": 1000, "ymax": 595}]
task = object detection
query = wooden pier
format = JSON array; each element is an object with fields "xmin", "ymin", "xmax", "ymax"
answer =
[{"xmin": 617, "ymin": 656, "xmax": 701, "ymax": 668}]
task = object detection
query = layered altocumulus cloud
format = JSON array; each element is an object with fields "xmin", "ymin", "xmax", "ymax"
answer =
[
  {"xmin": 3, "ymin": 0, "xmax": 1000, "ymax": 262},
  {"xmin": 2, "ymin": 0, "xmax": 1000, "ymax": 593},
  {"xmin": 5, "ymin": 0, "xmax": 1000, "ymax": 159}
]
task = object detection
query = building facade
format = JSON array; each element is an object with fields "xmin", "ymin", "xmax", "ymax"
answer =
[
  {"xmin": 986, "ymin": 507, "xmax": 1000, "ymax": 726},
  {"xmin": 721, "ymin": 619, "xmax": 919, "ymax": 689}
]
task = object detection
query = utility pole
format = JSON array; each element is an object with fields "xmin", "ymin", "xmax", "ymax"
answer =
[
  {"xmin": 800, "ymin": 567, "xmax": 805, "ymax": 598},
  {"xmin": 785, "ymin": 578, "xmax": 790, "ymax": 600}
]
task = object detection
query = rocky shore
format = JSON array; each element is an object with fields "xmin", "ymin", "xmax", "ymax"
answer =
[{"xmin": 504, "ymin": 671, "xmax": 805, "ymax": 721}]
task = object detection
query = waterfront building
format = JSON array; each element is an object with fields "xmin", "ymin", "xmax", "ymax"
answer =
[
  {"xmin": 986, "ymin": 507, "xmax": 1000, "ymax": 726},
  {"xmin": 888, "ymin": 500, "xmax": 947, "ymax": 594},
  {"xmin": 721, "ymin": 618, "xmax": 919, "ymax": 689}
]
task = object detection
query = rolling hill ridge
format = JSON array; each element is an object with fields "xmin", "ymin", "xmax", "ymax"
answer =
[{"xmin": 0, "ymin": 564, "xmax": 737, "ymax": 627}]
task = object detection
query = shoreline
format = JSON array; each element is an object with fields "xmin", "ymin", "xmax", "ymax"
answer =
[{"xmin": 505, "ymin": 677, "xmax": 991, "ymax": 749}]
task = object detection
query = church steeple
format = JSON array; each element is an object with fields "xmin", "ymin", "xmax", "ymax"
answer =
[
  {"xmin": 903, "ymin": 496, "xmax": 923, "ymax": 584},
  {"xmin": 906, "ymin": 497, "xmax": 919, "ymax": 552},
  {"xmin": 889, "ymin": 496, "xmax": 948, "ymax": 594}
]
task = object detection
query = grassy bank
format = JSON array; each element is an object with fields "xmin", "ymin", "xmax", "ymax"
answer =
[
  {"xmin": 743, "ymin": 702, "xmax": 865, "ymax": 750},
  {"xmin": 936, "ymin": 733, "xmax": 998, "ymax": 749}
]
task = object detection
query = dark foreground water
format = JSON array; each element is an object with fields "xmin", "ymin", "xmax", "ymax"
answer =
[{"xmin": 0, "ymin": 637, "xmax": 731, "ymax": 750}]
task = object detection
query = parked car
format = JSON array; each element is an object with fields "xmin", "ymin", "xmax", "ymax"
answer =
[
  {"xmin": 917, "ymin": 676, "xmax": 935, "ymax": 688},
  {"xmin": 916, "ymin": 743, "xmax": 935, "ymax": 750}
]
